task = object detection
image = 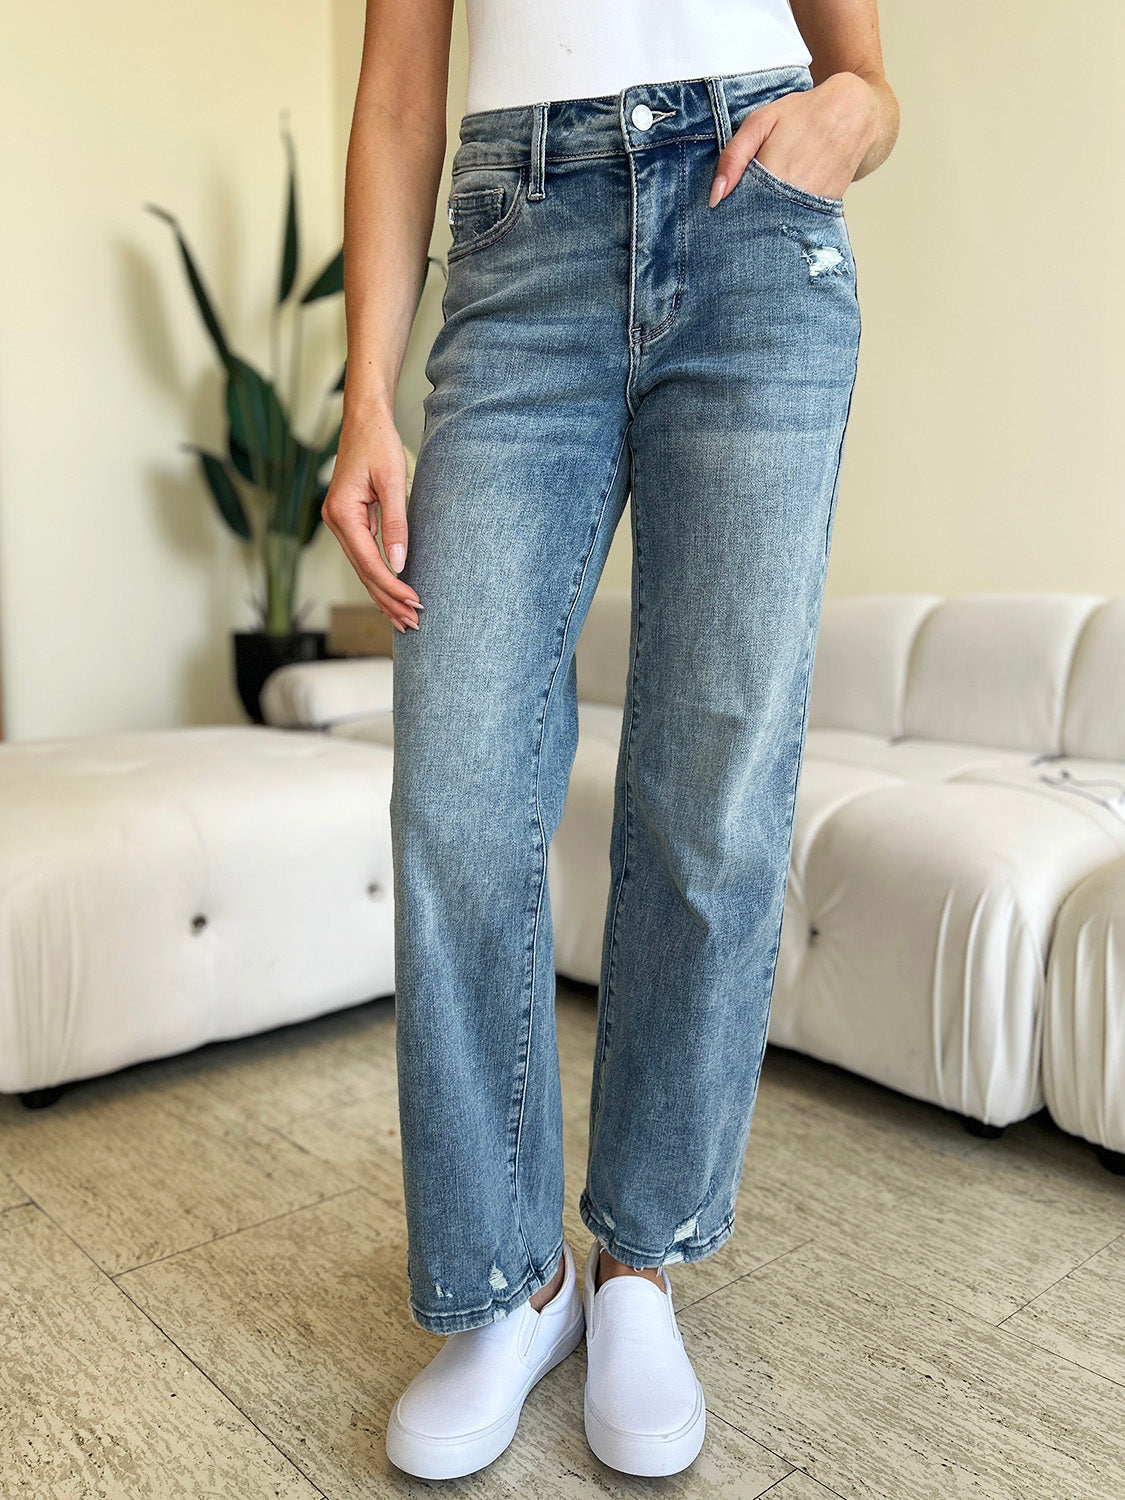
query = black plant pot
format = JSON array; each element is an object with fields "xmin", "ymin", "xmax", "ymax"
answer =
[{"xmin": 233, "ymin": 629, "xmax": 329, "ymax": 724}]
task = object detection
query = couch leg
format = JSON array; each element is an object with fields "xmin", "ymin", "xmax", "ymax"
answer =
[
  {"xmin": 1095, "ymin": 1145, "xmax": 1125, "ymax": 1177},
  {"xmin": 961, "ymin": 1115, "xmax": 1005, "ymax": 1139},
  {"xmin": 19, "ymin": 1086, "xmax": 66, "ymax": 1110}
]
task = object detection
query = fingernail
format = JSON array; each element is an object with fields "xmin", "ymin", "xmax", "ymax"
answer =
[
  {"xmin": 393, "ymin": 618, "xmax": 405, "ymax": 633},
  {"xmin": 709, "ymin": 173, "xmax": 727, "ymax": 208},
  {"xmin": 388, "ymin": 543, "xmax": 406, "ymax": 572},
  {"xmin": 406, "ymin": 618, "xmax": 420, "ymax": 630}
]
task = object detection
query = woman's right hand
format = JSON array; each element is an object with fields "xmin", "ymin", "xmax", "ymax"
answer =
[{"xmin": 321, "ymin": 401, "xmax": 422, "ymax": 632}]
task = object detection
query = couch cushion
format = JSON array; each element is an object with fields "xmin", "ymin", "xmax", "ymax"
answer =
[
  {"xmin": 950, "ymin": 757, "xmax": 1125, "ymax": 852},
  {"xmin": 805, "ymin": 728, "xmax": 1034, "ymax": 783},
  {"xmin": 1043, "ymin": 856, "xmax": 1125, "ymax": 1154},
  {"xmin": 809, "ymin": 594, "xmax": 941, "ymax": 737},
  {"xmin": 787, "ymin": 756, "xmax": 900, "ymax": 894},
  {"xmin": 773, "ymin": 773, "xmax": 1123, "ymax": 1124},
  {"xmin": 260, "ymin": 657, "xmax": 394, "ymax": 730},
  {"xmin": 1062, "ymin": 599, "xmax": 1125, "ymax": 761},
  {"xmin": 901, "ymin": 592, "xmax": 1104, "ymax": 753},
  {"xmin": 328, "ymin": 711, "xmax": 395, "ymax": 747},
  {"xmin": 0, "ymin": 728, "xmax": 395, "ymax": 1094}
]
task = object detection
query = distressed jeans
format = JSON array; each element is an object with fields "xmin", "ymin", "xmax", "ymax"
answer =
[{"xmin": 390, "ymin": 63, "xmax": 861, "ymax": 1334}]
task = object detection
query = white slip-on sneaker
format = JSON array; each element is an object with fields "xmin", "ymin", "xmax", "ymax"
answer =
[
  {"xmin": 582, "ymin": 1238, "xmax": 707, "ymax": 1476},
  {"xmin": 386, "ymin": 1240, "xmax": 585, "ymax": 1480}
]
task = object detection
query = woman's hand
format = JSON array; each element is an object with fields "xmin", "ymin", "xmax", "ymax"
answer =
[
  {"xmin": 321, "ymin": 401, "xmax": 422, "ymax": 633},
  {"xmin": 710, "ymin": 71, "xmax": 880, "ymax": 208}
]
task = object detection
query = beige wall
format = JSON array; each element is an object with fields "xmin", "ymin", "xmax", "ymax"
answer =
[
  {"xmin": 3, "ymin": 2, "xmax": 1122, "ymax": 740},
  {"xmin": 831, "ymin": 1, "xmax": 1125, "ymax": 597},
  {"xmin": 0, "ymin": 0, "xmax": 367, "ymax": 741}
]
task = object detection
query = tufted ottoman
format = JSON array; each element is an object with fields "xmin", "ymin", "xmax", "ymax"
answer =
[
  {"xmin": 1043, "ymin": 856, "xmax": 1125, "ymax": 1172},
  {"xmin": 0, "ymin": 726, "xmax": 395, "ymax": 1102}
]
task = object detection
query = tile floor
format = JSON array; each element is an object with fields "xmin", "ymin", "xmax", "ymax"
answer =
[{"xmin": 2, "ymin": 981, "xmax": 1123, "ymax": 1499}]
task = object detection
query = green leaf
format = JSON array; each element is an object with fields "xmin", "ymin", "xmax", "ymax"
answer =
[
  {"xmin": 316, "ymin": 421, "xmax": 341, "ymax": 473},
  {"xmin": 183, "ymin": 444, "xmax": 252, "ymax": 540},
  {"xmin": 300, "ymin": 483, "xmax": 329, "ymax": 546},
  {"xmin": 145, "ymin": 203, "xmax": 232, "ymax": 367},
  {"xmin": 226, "ymin": 356, "xmax": 291, "ymax": 493},
  {"xmin": 278, "ymin": 122, "xmax": 299, "ymax": 304},
  {"xmin": 228, "ymin": 430, "xmax": 254, "ymax": 483},
  {"xmin": 330, "ymin": 360, "xmax": 346, "ymax": 396},
  {"xmin": 275, "ymin": 438, "xmax": 317, "ymax": 538},
  {"xmin": 301, "ymin": 247, "xmax": 343, "ymax": 304}
]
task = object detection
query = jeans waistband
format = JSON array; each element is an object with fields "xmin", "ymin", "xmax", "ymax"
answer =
[{"xmin": 453, "ymin": 65, "xmax": 814, "ymax": 200}]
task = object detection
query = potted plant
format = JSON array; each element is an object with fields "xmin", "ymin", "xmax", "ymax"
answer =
[{"xmin": 146, "ymin": 114, "xmax": 440, "ymax": 721}]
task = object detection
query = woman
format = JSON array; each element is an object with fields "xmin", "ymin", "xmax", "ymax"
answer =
[{"xmin": 324, "ymin": 0, "xmax": 898, "ymax": 1481}]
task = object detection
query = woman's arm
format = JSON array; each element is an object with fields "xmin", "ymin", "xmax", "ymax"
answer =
[
  {"xmin": 323, "ymin": 0, "xmax": 454, "ymax": 631},
  {"xmin": 709, "ymin": 0, "xmax": 899, "ymax": 207}
]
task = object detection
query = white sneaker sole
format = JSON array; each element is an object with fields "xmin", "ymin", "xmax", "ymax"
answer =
[
  {"xmin": 386, "ymin": 1308, "xmax": 585, "ymax": 1480},
  {"xmin": 584, "ymin": 1378, "xmax": 707, "ymax": 1477}
]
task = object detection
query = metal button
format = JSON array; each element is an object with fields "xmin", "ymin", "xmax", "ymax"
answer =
[{"xmin": 630, "ymin": 103, "xmax": 654, "ymax": 131}]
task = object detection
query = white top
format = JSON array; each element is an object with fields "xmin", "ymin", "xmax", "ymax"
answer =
[{"xmin": 464, "ymin": 0, "xmax": 813, "ymax": 114}]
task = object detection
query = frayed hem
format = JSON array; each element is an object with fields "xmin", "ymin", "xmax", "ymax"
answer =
[
  {"xmin": 578, "ymin": 1191, "xmax": 736, "ymax": 1269},
  {"xmin": 408, "ymin": 1238, "xmax": 564, "ymax": 1335}
]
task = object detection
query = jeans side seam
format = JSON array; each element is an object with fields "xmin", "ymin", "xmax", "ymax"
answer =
[
  {"xmin": 589, "ymin": 430, "xmax": 644, "ymax": 1159},
  {"xmin": 824, "ymin": 265, "xmax": 862, "ymax": 562},
  {"xmin": 744, "ymin": 548, "xmax": 835, "ymax": 1201},
  {"xmin": 745, "ymin": 261, "xmax": 861, "ymax": 1126},
  {"xmin": 510, "ymin": 425, "xmax": 632, "ymax": 1272}
]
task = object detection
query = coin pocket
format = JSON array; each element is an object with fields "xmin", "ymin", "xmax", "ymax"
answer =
[
  {"xmin": 445, "ymin": 164, "xmax": 529, "ymax": 262},
  {"xmin": 449, "ymin": 186, "xmax": 505, "ymax": 244}
]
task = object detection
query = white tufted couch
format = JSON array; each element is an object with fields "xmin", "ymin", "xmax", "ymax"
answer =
[
  {"xmin": 0, "ymin": 727, "xmax": 395, "ymax": 1102},
  {"xmin": 262, "ymin": 588, "xmax": 1125, "ymax": 1171}
]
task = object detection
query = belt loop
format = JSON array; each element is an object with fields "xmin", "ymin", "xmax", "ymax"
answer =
[
  {"xmin": 706, "ymin": 77, "xmax": 732, "ymax": 151},
  {"xmin": 528, "ymin": 101, "xmax": 548, "ymax": 200}
]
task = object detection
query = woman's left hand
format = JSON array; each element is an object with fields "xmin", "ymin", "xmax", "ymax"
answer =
[{"xmin": 710, "ymin": 71, "xmax": 880, "ymax": 207}]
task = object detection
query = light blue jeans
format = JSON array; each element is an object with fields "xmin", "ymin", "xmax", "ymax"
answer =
[{"xmin": 390, "ymin": 64, "xmax": 861, "ymax": 1334}]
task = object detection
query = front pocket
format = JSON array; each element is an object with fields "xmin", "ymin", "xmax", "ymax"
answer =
[
  {"xmin": 445, "ymin": 163, "xmax": 529, "ymax": 261},
  {"xmin": 745, "ymin": 157, "xmax": 844, "ymax": 216}
]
